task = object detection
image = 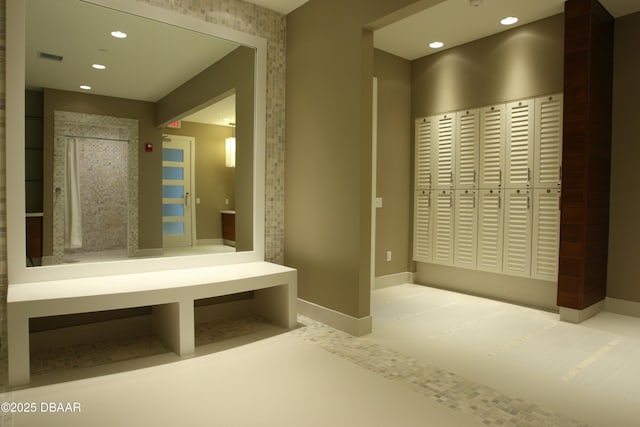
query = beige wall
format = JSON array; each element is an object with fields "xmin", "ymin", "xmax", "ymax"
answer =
[
  {"xmin": 163, "ymin": 121, "xmax": 235, "ymax": 241},
  {"xmin": 42, "ymin": 88, "xmax": 162, "ymax": 252},
  {"xmin": 607, "ymin": 11, "xmax": 640, "ymax": 303},
  {"xmin": 411, "ymin": 14, "xmax": 565, "ymax": 310},
  {"xmin": 412, "ymin": 14, "xmax": 565, "ymax": 118},
  {"xmin": 285, "ymin": 0, "xmax": 444, "ymax": 319},
  {"xmin": 373, "ymin": 49, "xmax": 412, "ymax": 277}
]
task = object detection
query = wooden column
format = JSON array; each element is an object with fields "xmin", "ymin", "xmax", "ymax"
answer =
[{"xmin": 558, "ymin": 0, "xmax": 614, "ymax": 310}]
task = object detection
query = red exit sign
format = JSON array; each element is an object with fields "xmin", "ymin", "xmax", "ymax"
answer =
[{"xmin": 167, "ymin": 120, "xmax": 181, "ymax": 129}]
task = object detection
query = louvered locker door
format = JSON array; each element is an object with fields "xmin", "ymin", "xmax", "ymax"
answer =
[
  {"xmin": 433, "ymin": 113, "xmax": 455, "ymax": 189},
  {"xmin": 455, "ymin": 109, "xmax": 479, "ymax": 189},
  {"xmin": 534, "ymin": 94, "xmax": 563, "ymax": 189},
  {"xmin": 413, "ymin": 189, "xmax": 432, "ymax": 263},
  {"xmin": 531, "ymin": 188, "xmax": 561, "ymax": 281},
  {"xmin": 502, "ymin": 189, "xmax": 532, "ymax": 278},
  {"xmin": 454, "ymin": 189, "xmax": 477, "ymax": 269},
  {"xmin": 479, "ymin": 105, "xmax": 505, "ymax": 189},
  {"xmin": 505, "ymin": 99, "xmax": 534, "ymax": 189},
  {"xmin": 415, "ymin": 117, "xmax": 434, "ymax": 189},
  {"xmin": 432, "ymin": 190, "xmax": 454, "ymax": 265},
  {"xmin": 477, "ymin": 189, "xmax": 503, "ymax": 273}
]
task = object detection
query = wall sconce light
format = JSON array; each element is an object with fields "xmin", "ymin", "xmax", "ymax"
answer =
[{"xmin": 225, "ymin": 137, "xmax": 236, "ymax": 168}]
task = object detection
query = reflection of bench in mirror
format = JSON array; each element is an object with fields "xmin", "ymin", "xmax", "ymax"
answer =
[{"xmin": 7, "ymin": 262, "xmax": 297, "ymax": 386}]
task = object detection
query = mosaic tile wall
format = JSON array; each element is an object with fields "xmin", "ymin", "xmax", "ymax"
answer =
[
  {"xmin": 75, "ymin": 138, "xmax": 128, "ymax": 252},
  {"xmin": 0, "ymin": 0, "xmax": 285, "ymax": 352},
  {"xmin": 0, "ymin": 0, "xmax": 6, "ymax": 355},
  {"xmin": 53, "ymin": 112, "xmax": 139, "ymax": 263}
]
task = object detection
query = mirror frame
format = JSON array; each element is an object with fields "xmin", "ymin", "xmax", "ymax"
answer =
[{"xmin": 6, "ymin": 0, "xmax": 267, "ymax": 283}]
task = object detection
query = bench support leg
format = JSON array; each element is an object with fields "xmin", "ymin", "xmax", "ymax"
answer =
[
  {"xmin": 255, "ymin": 280, "xmax": 297, "ymax": 329},
  {"xmin": 153, "ymin": 301, "xmax": 194, "ymax": 356},
  {"xmin": 7, "ymin": 306, "xmax": 31, "ymax": 386}
]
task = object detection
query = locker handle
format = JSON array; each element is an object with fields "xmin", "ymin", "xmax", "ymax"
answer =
[
  {"xmin": 527, "ymin": 195, "xmax": 530, "ymax": 210},
  {"xmin": 527, "ymin": 167, "xmax": 531, "ymax": 186},
  {"xmin": 450, "ymin": 171, "xmax": 453, "ymax": 185},
  {"xmin": 498, "ymin": 194, "xmax": 501, "ymax": 209},
  {"xmin": 559, "ymin": 166, "xmax": 562, "ymax": 186},
  {"xmin": 450, "ymin": 194, "xmax": 453, "ymax": 209},
  {"xmin": 473, "ymin": 169, "xmax": 477, "ymax": 184},
  {"xmin": 472, "ymin": 194, "xmax": 476, "ymax": 209},
  {"xmin": 499, "ymin": 170, "xmax": 502, "ymax": 186}
]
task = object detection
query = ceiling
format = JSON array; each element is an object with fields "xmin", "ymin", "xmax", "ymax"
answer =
[
  {"xmin": 250, "ymin": 0, "xmax": 640, "ymax": 61},
  {"xmin": 375, "ymin": 0, "xmax": 640, "ymax": 60},
  {"xmin": 26, "ymin": 0, "xmax": 240, "ymax": 125}
]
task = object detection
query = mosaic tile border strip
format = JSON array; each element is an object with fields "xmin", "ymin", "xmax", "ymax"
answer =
[{"xmin": 292, "ymin": 316, "xmax": 590, "ymax": 427}]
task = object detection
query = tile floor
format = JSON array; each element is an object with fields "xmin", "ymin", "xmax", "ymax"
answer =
[{"xmin": 1, "ymin": 284, "xmax": 640, "ymax": 426}]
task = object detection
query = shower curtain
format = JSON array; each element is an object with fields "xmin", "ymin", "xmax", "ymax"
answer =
[{"xmin": 65, "ymin": 138, "xmax": 83, "ymax": 249}]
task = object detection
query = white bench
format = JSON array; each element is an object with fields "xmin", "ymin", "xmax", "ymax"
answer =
[{"xmin": 7, "ymin": 261, "xmax": 297, "ymax": 386}]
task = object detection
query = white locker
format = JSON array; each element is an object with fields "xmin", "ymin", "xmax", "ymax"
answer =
[
  {"xmin": 534, "ymin": 94, "xmax": 563, "ymax": 189},
  {"xmin": 477, "ymin": 189, "xmax": 504, "ymax": 273},
  {"xmin": 432, "ymin": 189, "xmax": 454, "ymax": 265},
  {"xmin": 479, "ymin": 105, "xmax": 505, "ymax": 189},
  {"xmin": 505, "ymin": 99, "xmax": 534, "ymax": 189},
  {"xmin": 413, "ymin": 189, "xmax": 432, "ymax": 263},
  {"xmin": 455, "ymin": 109, "xmax": 479, "ymax": 189},
  {"xmin": 415, "ymin": 117, "xmax": 433, "ymax": 189},
  {"xmin": 502, "ymin": 189, "xmax": 532, "ymax": 278},
  {"xmin": 433, "ymin": 113, "xmax": 456, "ymax": 189},
  {"xmin": 532, "ymin": 188, "xmax": 561, "ymax": 281},
  {"xmin": 454, "ymin": 189, "xmax": 478, "ymax": 269}
]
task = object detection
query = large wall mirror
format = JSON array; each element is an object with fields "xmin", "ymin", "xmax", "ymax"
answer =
[{"xmin": 7, "ymin": 0, "xmax": 267, "ymax": 283}]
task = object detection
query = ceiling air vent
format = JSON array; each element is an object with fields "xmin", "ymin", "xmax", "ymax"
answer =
[{"xmin": 37, "ymin": 51, "xmax": 63, "ymax": 62}]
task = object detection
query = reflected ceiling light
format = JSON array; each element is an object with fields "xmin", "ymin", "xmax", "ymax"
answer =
[
  {"xmin": 110, "ymin": 30, "xmax": 127, "ymax": 39},
  {"xmin": 429, "ymin": 41, "xmax": 444, "ymax": 49},
  {"xmin": 223, "ymin": 118, "xmax": 231, "ymax": 122},
  {"xmin": 80, "ymin": 85, "xmax": 92, "ymax": 90},
  {"xmin": 92, "ymin": 64, "xmax": 106, "ymax": 70},
  {"xmin": 500, "ymin": 16, "xmax": 519, "ymax": 26}
]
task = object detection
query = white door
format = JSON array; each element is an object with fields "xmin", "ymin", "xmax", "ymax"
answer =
[
  {"xmin": 534, "ymin": 94, "xmax": 563, "ymax": 188},
  {"xmin": 505, "ymin": 99, "xmax": 534, "ymax": 189},
  {"xmin": 413, "ymin": 189, "xmax": 432, "ymax": 263},
  {"xmin": 502, "ymin": 188, "xmax": 532, "ymax": 277},
  {"xmin": 415, "ymin": 117, "xmax": 433, "ymax": 190},
  {"xmin": 162, "ymin": 135, "xmax": 195, "ymax": 248},
  {"xmin": 455, "ymin": 109, "xmax": 479, "ymax": 189},
  {"xmin": 434, "ymin": 113, "xmax": 455, "ymax": 189},
  {"xmin": 532, "ymin": 188, "xmax": 561, "ymax": 281},
  {"xmin": 479, "ymin": 104, "xmax": 505, "ymax": 189},
  {"xmin": 453, "ymin": 189, "xmax": 478, "ymax": 269},
  {"xmin": 432, "ymin": 189, "xmax": 454, "ymax": 265},
  {"xmin": 477, "ymin": 189, "xmax": 504, "ymax": 273}
]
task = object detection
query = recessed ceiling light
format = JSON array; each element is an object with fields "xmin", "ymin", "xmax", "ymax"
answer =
[
  {"xmin": 80, "ymin": 85, "xmax": 92, "ymax": 90},
  {"xmin": 429, "ymin": 41, "xmax": 444, "ymax": 49},
  {"xmin": 110, "ymin": 30, "xmax": 127, "ymax": 39},
  {"xmin": 92, "ymin": 64, "xmax": 106, "ymax": 70},
  {"xmin": 223, "ymin": 118, "xmax": 231, "ymax": 122},
  {"xmin": 500, "ymin": 16, "xmax": 519, "ymax": 26}
]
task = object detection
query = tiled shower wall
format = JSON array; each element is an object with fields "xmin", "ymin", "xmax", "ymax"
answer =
[{"xmin": 0, "ymin": 0, "xmax": 286, "ymax": 352}]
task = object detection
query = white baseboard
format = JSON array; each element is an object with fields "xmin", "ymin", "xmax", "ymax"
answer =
[
  {"xmin": 604, "ymin": 297, "xmax": 640, "ymax": 318},
  {"xmin": 559, "ymin": 300, "xmax": 604, "ymax": 323},
  {"xmin": 297, "ymin": 298, "xmax": 372, "ymax": 337},
  {"xmin": 375, "ymin": 272, "xmax": 413, "ymax": 289}
]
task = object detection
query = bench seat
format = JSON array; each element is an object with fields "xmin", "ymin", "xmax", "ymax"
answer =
[{"xmin": 7, "ymin": 261, "xmax": 297, "ymax": 385}]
